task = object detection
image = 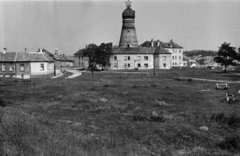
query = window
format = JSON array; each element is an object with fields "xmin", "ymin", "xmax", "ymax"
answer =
[
  {"xmin": 40, "ymin": 64, "xmax": 44, "ymax": 71},
  {"xmin": 163, "ymin": 63, "xmax": 166, "ymax": 67},
  {"xmin": 179, "ymin": 56, "xmax": 181, "ymax": 59},
  {"xmin": 172, "ymin": 56, "xmax": 174, "ymax": 59},
  {"xmin": 137, "ymin": 56, "xmax": 141, "ymax": 61},
  {"xmin": 144, "ymin": 63, "xmax": 148, "ymax": 68},
  {"xmin": 79, "ymin": 56, "xmax": 80, "ymax": 59},
  {"xmin": 9, "ymin": 64, "xmax": 14, "ymax": 72},
  {"xmin": 124, "ymin": 56, "xmax": 127, "ymax": 61},
  {"xmin": 163, "ymin": 56, "xmax": 166, "ymax": 61},
  {"xmin": 114, "ymin": 63, "xmax": 117, "ymax": 68},
  {"xmin": 124, "ymin": 63, "xmax": 127, "ymax": 68},
  {"xmin": 2, "ymin": 64, "xmax": 6, "ymax": 71},
  {"xmin": 128, "ymin": 63, "xmax": 130, "ymax": 68},
  {"xmin": 144, "ymin": 56, "xmax": 148, "ymax": 60},
  {"xmin": 114, "ymin": 56, "xmax": 117, "ymax": 61},
  {"xmin": 128, "ymin": 56, "xmax": 130, "ymax": 60},
  {"xmin": 172, "ymin": 62, "xmax": 174, "ymax": 65},
  {"xmin": 138, "ymin": 63, "xmax": 141, "ymax": 67},
  {"xmin": 20, "ymin": 64, "xmax": 25, "ymax": 72},
  {"xmin": 175, "ymin": 62, "xmax": 177, "ymax": 65},
  {"xmin": 179, "ymin": 50, "xmax": 181, "ymax": 53},
  {"xmin": 82, "ymin": 62, "xmax": 84, "ymax": 66},
  {"xmin": 175, "ymin": 56, "xmax": 177, "ymax": 59},
  {"xmin": 82, "ymin": 56, "xmax": 84, "ymax": 59}
]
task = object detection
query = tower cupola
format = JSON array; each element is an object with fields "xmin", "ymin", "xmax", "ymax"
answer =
[{"xmin": 119, "ymin": 0, "xmax": 138, "ymax": 48}]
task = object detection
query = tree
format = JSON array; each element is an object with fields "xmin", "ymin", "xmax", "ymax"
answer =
[
  {"xmin": 196, "ymin": 57, "xmax": 206, "ymax": 67},
  {"xmin": 83, "ymin": 42, "xmax": 113, "ymax": 75},
  {"xmin": 214, "ymin": 42, "xmax": 237, "ymax": 72},
  {"xmin": 83, "ymin": 43, "xmax": 98, "ymax": 75},
  {"xmin": 95, "ymin": 42, "xmax": 113, "ymax": 70}
]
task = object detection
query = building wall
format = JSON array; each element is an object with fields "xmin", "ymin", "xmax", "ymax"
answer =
[
  {"xmin": 0, "ymin": 63, "xmax": 16, "ymax": 76},
  {"xmin": 165, "ymin": 48, "xmax": 183, "ymax": 66},
  {"xmin": 74, "ymin": 55, "xmax": 89, "ymax": 68},
  {"xmin": 154, "ymin": 54, "xmax": 172, "ymax": 69},
  {"xmin": 15, "ymin": 63, "xmax": 31, "ymax": 78},
  {"xmin": 110, "ymin": 54, "xmax": 153, "ymax": 69}
]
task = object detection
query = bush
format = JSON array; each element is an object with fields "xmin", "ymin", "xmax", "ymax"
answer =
[
  {"xmin": 211, "ymin": 112, "xmax": 240, "ymax": 128},
  {"xmin": 218, "ymin": 134, "xmax": 240, "ymax": 151},
  {"xmin": 0, "ymin": 98, "xmax": 6, "ymax": 107}
]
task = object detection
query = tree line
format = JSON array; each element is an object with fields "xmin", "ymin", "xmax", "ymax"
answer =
[{"xmin": 184, "ymin": 50, "xmax": 217, "ymax": 57}]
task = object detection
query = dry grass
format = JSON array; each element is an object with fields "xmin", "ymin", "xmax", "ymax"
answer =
[{"xmin": 0, "ymin": 67, "xmax": 240, "ymax": 155}]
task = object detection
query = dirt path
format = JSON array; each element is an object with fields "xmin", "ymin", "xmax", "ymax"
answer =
[
  {"xmin": 181, "ymin": 77, "xmax": 240, "ymax": 83},
  {"xmin": 65, "ymin": 69, "xmax": 82, "ymax": 79}
]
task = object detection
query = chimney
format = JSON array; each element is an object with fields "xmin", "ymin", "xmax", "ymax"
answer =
[
  {"xmin": 3, "ymin": 48, "xmax": 7, "ymax": 54},
  {"xmin": 55, "ymin": 48, "xmax": 58, "ymax": 55},
  {"xmin": 151, "ymin": 38, "xmax": 154, "ymax": 47},
  {"xmin": 157, "ymin": 40, "xmax": 160, "ymax": 47}
]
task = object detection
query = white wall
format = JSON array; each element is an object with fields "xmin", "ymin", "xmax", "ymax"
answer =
[
  {"xmin": 30, "ymin": 62, "xmax": 54, "ymax": 75},
  {"xmin": 165, "ymin": 48, "xmax": 183, "ymax": 66},
  {"xmin": 110, "ymin": 54, "xmax": 153, "ymax": 69}
]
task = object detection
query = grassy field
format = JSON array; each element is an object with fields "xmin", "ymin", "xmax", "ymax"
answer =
[{"xmin": 0, "ymin": 67, "xmax": 240, "ymax": 156}]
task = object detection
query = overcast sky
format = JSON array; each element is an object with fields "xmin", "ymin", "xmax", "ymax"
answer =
[{"xmin": 0, "ymin": 0, "xmax": 240, "ymax": 55}]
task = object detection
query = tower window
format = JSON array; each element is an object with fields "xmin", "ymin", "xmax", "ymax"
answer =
[{"xmin": 144, "ymin": 56, "xmax": 148, "ymax": 61}]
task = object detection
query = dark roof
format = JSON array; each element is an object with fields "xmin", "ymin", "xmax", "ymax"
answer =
[
  {"xmin": 0, "ymin": 52, "xmax": 17, "ymax": 61},
  {"xmin": 112, "ymin": 47, "xmax": 155, "ymax": 54},
  {"xmin": 112, "ymin": 47, "xmax": 171, "ymax": 55},
  {"xmin": 140, "ymin": 39, "xmax": 183, "ymax": 49},
  {"xmin": 42, "ymin": 49, "xmax": 54, "ymax": 58},
  {"xmin": 154, "ymin": 48, "xmax": 171, "ymax": 54},
  {"xmin": 0, "ymin": 52, "xmax": 54, "ymax": 62},
  {"xmin": 74, "ymin": 49, "xmax": 84, "ymax": 55}
]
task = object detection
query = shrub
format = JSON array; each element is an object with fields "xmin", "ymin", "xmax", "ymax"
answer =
[
  {"xmin": 218, "ymin": 134, "xmax": 240, "ymax": 151},
  {"xmin": 0, "ymin": 98, "xmax": 6, "ymax": 107},
  {"xmin": 211, "ymin": 112, "xmax": 240, "ymax": 128}
]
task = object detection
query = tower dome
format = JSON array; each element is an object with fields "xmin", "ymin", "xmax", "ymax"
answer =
[{"xmin": 122, "ymin": 7, "xmax": 135, "ymax": 19}]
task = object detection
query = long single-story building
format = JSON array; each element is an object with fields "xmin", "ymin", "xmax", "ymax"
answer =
[{"xmin": 0, "ymin": 48, "xmax": 55, "ymax": 79}]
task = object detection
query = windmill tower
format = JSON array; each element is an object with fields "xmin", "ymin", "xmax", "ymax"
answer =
[{"xmin": 119, "ymin": 0, "xmax": 138, "ymax": 48}]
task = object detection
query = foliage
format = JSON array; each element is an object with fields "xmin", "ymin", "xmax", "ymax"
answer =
[
  {"xmin": 195, "ymin": 57, "xmax": 206, "ymax": 67},
  {"xmin": 95, "ymin": 42, "xmax": 113, "ymax": 70},
  {"xmin": 83, "ymin": 43, "xmax": 99, "ymax": 75},
  {"xmin": 83, "ymin": 42, "xmax": 112, "ymax": 74},
  {"xmin": 218, "ymin": 133, "xmax": 240, "ymax": 151},
  {"xmin": 211, "ymin": 112, "xmax": 240, "ymax": 128},
  {"xmin": 214, "ymin": 42, "xmax": 239, "ymax": 72},
  {"xmin": 184, "ymin": 50, "xmax": 217, "ymax": 57}
]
